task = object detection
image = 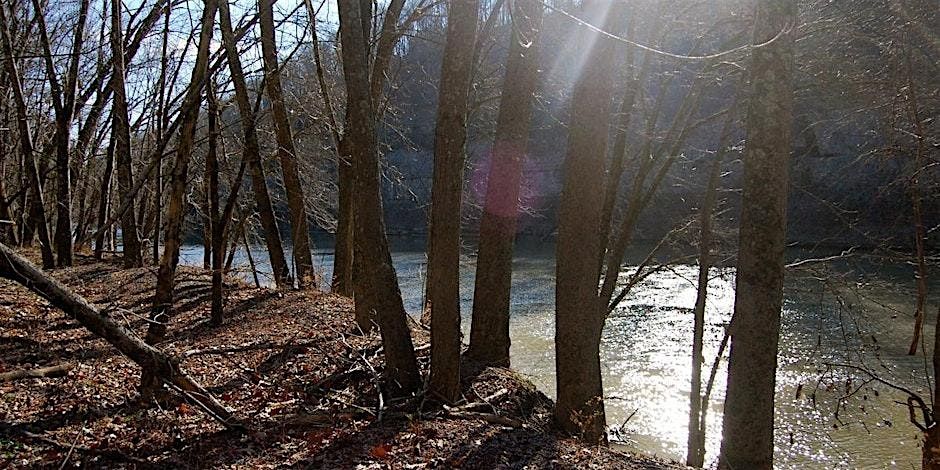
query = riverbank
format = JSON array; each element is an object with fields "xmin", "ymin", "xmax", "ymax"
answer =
[{"xmin": 0, "ymin": 252, "xmax": 682, "ymax": 469}]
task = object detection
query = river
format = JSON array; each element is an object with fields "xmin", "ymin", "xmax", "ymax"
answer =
[{"xmin": 180, "ymin": 242, "xmax": 933, "ymax": 468}]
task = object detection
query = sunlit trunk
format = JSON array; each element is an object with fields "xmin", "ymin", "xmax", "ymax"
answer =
[
  {"xmin": 718, "ymin": 0, "xmax": 795, "ymax": 468},
  {"xmin": 554, "ymin": 0, "xmax": 624, "ymax": 444}
]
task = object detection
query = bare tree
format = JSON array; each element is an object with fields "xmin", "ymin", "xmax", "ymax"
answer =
[
  {"xmin": 110, "ymin": 0, "xmax": 143, "ymax": 267},
  {"xmin": 468, "ymin": 0, "xmax": 544, "ymax": 367},
  {"xmin": 718, "ymin": 0, "xmax": 796, "ymax": 467},
  {"xmin": 218, "ymin": 0, "xmax": 292, "ymax": 288},
  {"xmin": 144, "ymin": 0, "xmax": 218, "ymax": 392},
  {"xmin": 554, "ymin": 0, "xmax": 625, "ymax": 443},
  {"xmin": 337, "ymin": 0, "xmax": 420, "ymax": 397},
  {"xmin": 30, "ymin": 0, "xmax": 91, "ymax": 266},
  {"xmin": 0, "ymin": 4, "xmax": 54, "ymax": 268},
  {"xmin": 258, "ymin": 0, "xmax": 315, "ymax": 288},
  {"xmin": 426, "ymin": 0, "xmax": 481, "ymax": 403}
]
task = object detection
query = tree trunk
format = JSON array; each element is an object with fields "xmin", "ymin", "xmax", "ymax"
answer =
[
  {"xmin": 333, "ymin": 146, "xmax": 356, "ymax": 296},
  {"xmin": 554, "ymin": 0, "xmax": 622, "ymax": 444},
  {"xmin": 94, "ymin": 136, "xmax": 116, "ymax": 259},
  {"xmin": 337, "ymin": 0, "xmax": 420, "ymax": 397},
  {"xmin": 426, "ymin": 0, "xmax": 480, "ymax": 403},
  {"xmin": 468, "ymin": 0, "xmax": 543, "ymax": 367},
  {"xmin": 717, "ymin": 1, "xmax": 795, "ymax": 468},
  {"xmin": 207, "ymin": 82, "xmax": 223, "ymax": 325},
  {"xmin": 257, "ymin": 0, "xmax": 315, "ymax": 289},
  {"xmin": 145, "ymin": 0, "xmax": 217, "ymax": 356},
  {"xmin": 31, "ymin": 0, "xmax": 90, "ymax": 268},
  {"xmin": 0, "ymin": 140, "xmax": 16, "ymax": 245},
  {"xmin": 0, "ymin": 6, "xmax": 54, "ymax": 269},
  {"xmin": 153, "ymin": 0, "xmax": 170, "ymax": 265},
  {"xmin": 217, "ymin": 0, "xmax": 291, "ymax": 289},
  {"xmin": 111, "ymin": 0, "xmax": 143, "ymax": 268}
]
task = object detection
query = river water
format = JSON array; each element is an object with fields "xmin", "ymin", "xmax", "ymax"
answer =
[{"xmin": 180, "ymin": 242, "xmax": 934, "ymax": 468}]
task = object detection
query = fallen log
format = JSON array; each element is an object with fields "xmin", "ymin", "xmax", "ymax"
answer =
[
  {"xmin": 0, "ymin": 243, "xmax": 237, "ymax": 428},
  {"xmin": 0, "ymin": 363, "xmax": 72, "ymax": 382}
]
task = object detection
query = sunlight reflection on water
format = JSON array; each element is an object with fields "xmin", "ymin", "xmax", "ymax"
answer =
[{"xmin": 180, "ymin": 245, "xmax": 926, "ymax": 468}]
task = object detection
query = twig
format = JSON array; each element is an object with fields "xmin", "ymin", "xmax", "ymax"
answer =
[
  {"xmin": 447, "ymin": 388, "xmax": 509, "ymax": 413},
  {"xmin": 786, "ymin": 247, "xmax": 857, "ymax": 269}
]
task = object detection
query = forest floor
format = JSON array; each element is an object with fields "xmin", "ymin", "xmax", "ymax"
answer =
[{"xmin": 0, "ymin": 251, "xmax": 684, "ymax": 469}]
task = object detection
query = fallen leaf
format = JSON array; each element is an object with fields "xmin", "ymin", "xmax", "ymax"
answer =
[{"xmin": 370, "ymin": 443, "xmax": 391, "ymax": 459}]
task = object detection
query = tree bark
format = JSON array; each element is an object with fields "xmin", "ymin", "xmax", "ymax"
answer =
[
  {"xmin": 0, "ymin": 6, "xmax": 54, "ymax": 269},
  {"xmin": 554, "ymin": 0, "xmax": 623, "ymax": 444},
  {"xmin": 217, "ymin": 0, "xmax": 291, "ymax": 289},
  {"xmin": 94, "ymin": 136, "xmax": 116, "ymax": 259},
  {"xmin": 206, "ymin": 81, "xmax": 223, "ymax": 325},
  {"xmin": 257, "ymin": 0, "xmax": 315, "ymax": 288},
  {"xmin": 145, "ymin": 0, "xmax": 217, "ymax": 357},
  {"xmin": 324, "ymin": 0, "xmax": 407, "ymax": 297},
  {"xmin": 154, "ymin": 0, "xmax": 171, "ymax": 265},
  {"xmin": 426, "ymin": 0, "xmax": 481, "ymax": 403},
  {"xmin": 718, "ymin": 1, "xmax": 795, "ymax": 468},
  {"xmin": 31, "ymin": 0, "xmax": 90, "ymax": 267},
  {"xmin": 467, "ymin": 0, "xmax": 543, "ymax": 367},
  {"xmin": 111, "ymin": 0, "xmax": 143, "ymax": 268},
  {"xmin": 337, "ymin": 0, "xmax": 420, "ymax": 397}
]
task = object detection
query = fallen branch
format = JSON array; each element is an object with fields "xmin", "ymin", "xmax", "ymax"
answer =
[
  {"xmin": 4, "ymin": 427, "xmax": 149, "ymax": 466},
  {"xmin": 182, "ymin": 339, "xmax": 320, "ymax": 358},
  {"xmin": 445, "ymin": 410, "xmax": 524, "ymax": 428},
  {"xmin": 0, "ymin": 243, "xmax": 239, "ymax": 430},
  {"xmin": 446, "ymin": 388, "xmax": 509, "ymax": 413},
  {"xmin": 0, "ymin": 363, "xmax": 72, "ymax": 382}
]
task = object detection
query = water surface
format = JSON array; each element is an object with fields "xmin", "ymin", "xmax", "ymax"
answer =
[{"xmin": 180, "ymin": 243, "xmax": 932, "ymax": 468}]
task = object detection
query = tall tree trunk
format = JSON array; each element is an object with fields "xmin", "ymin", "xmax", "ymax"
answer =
[
  {"xmin": 0, "ymin": 6, "xmax": 54, "ymax": 268},
  {"xmin": 218, "ymin": 0, "xmax": 291, "ymax": 288},
  {"xmin": 718, "ymin": 1, "xmax": 795, "ymax": 468},
  {"xmin": 323, "ymin": 0, "xmax": 406, "ymax": 297},
  {"xmin": 554, "ymin": 0, "xmax": 623, "ymax": 444},
  {"xmin": 144, "ymin": 0, "xmax": 217, "ymax": 390},
  {"xmin": 333, "ymin": 147, "xmax": 356, "ymax": 295},
  {"xmin": 202, "ymin": 200, "xmax": 212, "ymax": 270},
  {"xmin": 467, "ymin": 0, "xmax": 543, "ymax": 367},
  {"xmin": 153, "ymin": 0, "xmax": 170, "ymax": 265},
  {"xmin": 111, "ymin": 0, "xmax": 143, "ymax": 268},
  {"xmin": 426, "ymin": 0, "xmax": 481, "ymax": 403},
  {"xmin": 337, "ymin": 0, "xmax": 420, "ymax": 397},
  {"xmin": 32, "ymin": 0, "xmax": 90, "ymax": 267},
  {"xmin": 332, "ymin": 0, "xmax": 372, "ymax": 298},
  {"xmin": 257, "ymin": 0, "xmax": 315, "ymax": 288},
  {"xmin": 94, "ymin": 136, "xmax": 116, "ymax": 259},
  {"xmin": 206, "ymin": 81, "xmax": 223, "ymax": 325}
]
